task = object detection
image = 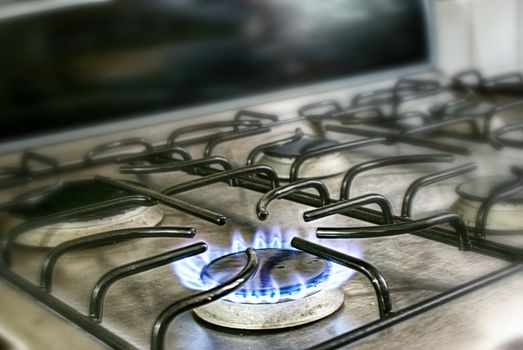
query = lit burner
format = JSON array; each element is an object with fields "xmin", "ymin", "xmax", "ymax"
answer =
[
  {"xmin": 201, "ymin": 249, "xmax": 330, "ymax": 303},
  {"xmin": 172, "ymin": 227, "xmax": 361, "ymax": 329}
]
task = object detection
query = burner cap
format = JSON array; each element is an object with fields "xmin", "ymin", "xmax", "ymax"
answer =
[
  {"xmin": 263, "ymin": 138, "xmax": 339, "ymax": 158},
  {"xmin": 201, "ymin": 249, "xmax": 330, "ymax": 302},
  {"xmin": 453, "ymin": 176, "xmax": 523, "ymax": 234},
  {"xmin": 2, "ymin": 179, "xmax": 163, "ymax": 247},
  {"xmin": 258, "ymin": 137, "xmax": 351, "ymax": 179},
  {"xmin": 9, "ymin": 180, "xmax": 146, "ymax": 220},
  {"xmin": 194, "ymin": 248, "xmax": 345, "ymax": 330},
  {"xmin": 456, "ymin": 176, "xmax": 523, "ymax": 203}
]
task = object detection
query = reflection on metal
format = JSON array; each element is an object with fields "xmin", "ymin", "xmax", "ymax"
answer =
[{"xmin": 0, "ymin": 0, "xmax": 111, "ymax": 21}]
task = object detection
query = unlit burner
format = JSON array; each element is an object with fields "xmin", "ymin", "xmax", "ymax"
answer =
[
  {"xmin": 1, "ymin": 180, "xmax": 163, "ymax": 247},
  {"xmin": 453, "ymin": 176, "xmax": 523, "ymax": 234},
  {"xmin": 194, "ymin": 248, "xmax": 344, "ymax": 330},
  {"xmin": 258, "ymin": 138, "xmax": 351, "ymax": 180}
]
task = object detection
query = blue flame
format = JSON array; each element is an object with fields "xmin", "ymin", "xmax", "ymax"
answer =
[{"xmin": 171, "ymin": 226, "xmax": 362, "ymax": 304}]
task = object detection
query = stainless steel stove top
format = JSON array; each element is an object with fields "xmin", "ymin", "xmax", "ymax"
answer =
[{"xmin": 0, "ymin": 71, "xmax": 522, "ymax": 350}]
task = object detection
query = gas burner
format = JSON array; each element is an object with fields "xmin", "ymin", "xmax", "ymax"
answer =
[
  {"xmin": 0, "ymin": 180, "xmax": 163, "ymax": 247},
  {"xmin": 173, "ymin": 228, "xmax": 361, "ymax": 330},
  {"xmin": 194, "ymin": 287, "xmax": 343, "ymax": 330},
  {"xmin": 258, "ymin": 138, "xmax": 351, "ymax": 180},
  {"xmin": 194, "ymin": 248, "xmax": 344, "ymax": 330},
  {"xmin": 453, "ymin": 176, "xmax": 523, "ymax": 234},
  {"xmin": 202, "ymin": 249, "xmax": 331, "ymax": 302}
]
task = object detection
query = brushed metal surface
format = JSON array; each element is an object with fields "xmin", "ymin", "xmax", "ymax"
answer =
[
  {"xmin": 0, "ymin": 76, "xmax": 521, "ymax": 350},
  {"xmin": 4, "ymin": 179, "xmax": 513, "ymax": 349}
]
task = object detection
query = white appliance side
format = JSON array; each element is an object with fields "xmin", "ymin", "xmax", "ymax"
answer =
[
  {"xmin": 434, "ymin": 0, "xmax": 521, "ymax": 73},
  {"xmin": 433, "ymin": 0, "xmax": 471, "ymax": 74},
  {"xmin": 519, "ymin": 0, "xmax": 523, "ymax": 64}
]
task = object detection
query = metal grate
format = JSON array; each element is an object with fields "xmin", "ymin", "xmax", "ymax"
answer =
[{"xmin": 0, "ymin": 99, "xmax": 521, "ymax": 350}]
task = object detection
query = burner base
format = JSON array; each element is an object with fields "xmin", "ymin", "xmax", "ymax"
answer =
[
  {"xmin": 1, "ymin": 205, "xmax": 163, "ymax": 247},
  {"xmin": 193, "ymin": 288, "xmax": 344, "ymax": 330},
  {"xmin": 452, "ymin": 198, "xmax": 523, "ymax": 233},
  {"xmin": 259, "ymin": 153, "xmax": 350, "ymax": 180}
]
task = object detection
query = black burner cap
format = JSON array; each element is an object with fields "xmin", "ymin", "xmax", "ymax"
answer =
[
  {"xmin": 456, "ymin": 176, "xmax": 523, "ymax": 203},
  {"xmin": 9, "ymin": 179, "xmax": 146, "ymax": 220},
  {"xmin": 263, "ymin": 138, "xmax": 339, "ymax": 158}
]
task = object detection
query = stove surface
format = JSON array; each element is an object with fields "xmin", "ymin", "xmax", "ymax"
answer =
[{"xmin": 0, "ymin": 69, "xmax": 522, "ymax": 350}]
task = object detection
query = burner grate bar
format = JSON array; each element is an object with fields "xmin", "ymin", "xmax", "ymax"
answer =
[
  {"xmin": 0, "ymin": 142, "xmax": 180, "ymax": 190},
  {"xmin": 475, "ymin": 168, "xmax": 523, "ymax": 238},
  {"xmin": 298, "ymin": 99, "xmax": 343, "ymax": 117},
  {"xmin": 234, "ymin": 110, "xmax": 279, "ymax": 125},
  {"xmin": 402, "ymin": 116, "xmax": 482, "ymax": 138},
  {"xmin": 20, "ymin": 151, "xmax": 60, "ymax": 172},
  {"xmin": 0, "ymin": 227, "xmax": 202, "ymax": 350},
  {"xmin": 162, "ymin": 165, "xmax": 279, "ymax": 195},
  {"xmin": 151, "ymin": 248, "xmax": 259, "ymax": 350},
  {"xmin": 291, "ymin": 237, "xmax": 393, "ymax": 319},
  {"xmin": 96, "ymin": 176, "xmax": 228, "ymax": 226},
  {"xmin": 329, "ymin": 106, "xmax": 385, "ymax": 122},
  {"xmin": 1, "ymin": 195, "xmax": 157, "ymax": 266},
  {"xmin": 256, "ymin": 179, "xmax": 331, "ymax": 221},
  {"xmin": 0, "ymin": 265, "xmax": 140, "ymax": 350},
  {"xmin": 317, "ymin": 212, "xmax": 471, "ymax": 251},
  {"xmin": 401, "ymin": 163, "xmax": 478, "ymax": 218},
  {"xmin": 189, "ymin": 162, "xmax": 521, "ymax": 259},
  {"xmin": 289, "ymin": 137, "xmax": 388, "ymax": 182},
  {"xmin": 491, "ymin": 122, "xmax": 523, "ymax": 149},
  {"xmin": 305, "ymin": 261, "xmax": 522, "ymax": 350},
  {"xmin": 340, "ymin": 154, "xmax": 455, "ymax": 200},
  {"xmin": 167, "ymin": 120, "xmax": 263, "ymax": 146},
  {"xmin": 246, "ymin": 128, "xmax": 304, "ymax": 166},
  {"xmin": 116, "ymin": 146, "xmax": 192, "ymax": 164},
  {"xmin": 0, "ymin": 180, "xmax": 64, "ymax": 213},
  {"xmin": 325, "ymin": 124, "xmax": 472, "ymax": 155},
  {"xmin": 84, "ymin": 138, "xmax": 155, "ymax": 165},
  {"xmin": 119, "ymin": 156, "xmax": 233, "ymax": 175},
  {"xmin": 304, "ymin": 193, "xmax": 394, "ymax": 225},
  {"xmin": 203, "ymin": 126, "xmax": 272, "ymax": 157},
  {"xmin": 453, "ymin": 69, "xmax": 523, "ymax": 95},
  {"xmin": 39, "ymin": 226, "xmax": 196, "ymax": 293},
  {"xmin": 89, "ymin": 242, "xmax": 207, "ymax": 323},
  {"xmin": 485, "ymin": 99, "xmax": 523, "ymax": 139}
]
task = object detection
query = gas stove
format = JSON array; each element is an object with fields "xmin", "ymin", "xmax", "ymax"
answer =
[
  {"xmin": 0, "ymin": 67, "xmax": 522, "ymax": 350},
  {"xmin": 0, "ymin": 1, "xmax": 522, "ymax": 348}
]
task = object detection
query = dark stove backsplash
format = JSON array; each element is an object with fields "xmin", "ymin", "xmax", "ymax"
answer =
[{"xmin": 0, "ymin": 0, "xmax": 429, "ymax": 143}]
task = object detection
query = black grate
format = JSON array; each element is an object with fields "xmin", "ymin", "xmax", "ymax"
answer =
[{"xmin": 0, "ymin": 98, "xmax": 522, "ymax": 350}]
